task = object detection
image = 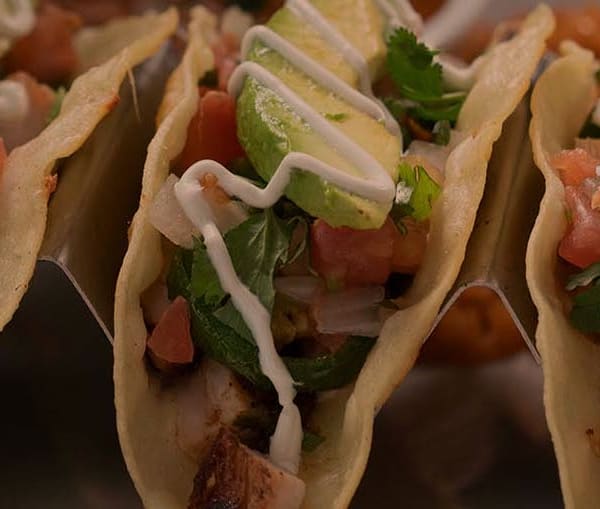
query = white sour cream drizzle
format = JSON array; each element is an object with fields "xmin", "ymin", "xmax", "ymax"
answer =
[
  {"xmin": 0, "ymin": 0, "xmax": 35, "ymax": 39},
  {"xmin": 0, "ymin": 79, "xmax": 28, "ymax": 123},
  {"xmin": 175, "ymin": 0, "xmax": 477, "ymax": 474}
]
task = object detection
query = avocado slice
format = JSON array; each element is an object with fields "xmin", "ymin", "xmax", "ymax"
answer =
[{"xmin": 236, "ymin": 0, "xmax": 401, "ymax": 229}]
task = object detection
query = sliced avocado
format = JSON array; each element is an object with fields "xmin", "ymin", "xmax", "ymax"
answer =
[{"xmin": 237, "ymin": 0, "xmax": 401, "ymax": 229}]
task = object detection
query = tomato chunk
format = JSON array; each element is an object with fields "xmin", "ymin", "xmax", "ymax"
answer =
[
  {"xmin": 311, "ymin": 217, "xmax": 411, "ymax": 287},
  {"xmin": 4, "ymin": 3, "xmax": 81, "ymax": 84},
  {"xmin": 391, "ymin": 219, "xmax": 428, "ymax": 273},
  {"xmin": 178, "ymin": 90, "xmax": 245, "ymax": 172},
  {"xmin": 559, "ymin": 186, "xmax": 600, "ymax": 268},
  {"xmin": 551, "ymin": 148, "xmax": 600, "ymax": 187},
  {"xmin": 147, "ymin": 296, "xmax": 194, "ymax": 368}
]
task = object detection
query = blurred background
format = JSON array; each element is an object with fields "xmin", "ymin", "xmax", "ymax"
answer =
[{"xmin": 2, "ymin": 0, "xmax": 599, "ymax": 507}]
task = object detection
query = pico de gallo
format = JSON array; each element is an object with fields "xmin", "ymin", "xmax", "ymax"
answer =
[{"xmin": 550, "ymin": 99, "xmax": 600, "ymax": 336}]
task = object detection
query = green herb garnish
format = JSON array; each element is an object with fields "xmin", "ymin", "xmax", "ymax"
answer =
[
  {"xmin": 302, "ymin": 431, "xmax": 325, "ymax": 452},
  {"xmin": 386, "ymin": 28, "xmax": 465, "ymax": 123},
  {"xmin": 191, "ymin": 209, "xmax": 296, "ymax": 340},
  {"xmin": 168, "ymin": 250, "xmax": 376, "ymax": 392},
  {"xmin": 396, "ymin": 163, "xmax": 441, "ymax": 221},
  {"xmin": 570, "ymin": 286, "xmax": 600, "ymax": 333},
  {"xmin": 566, "ymin": 263, "xmax": 600, "ymax": 333},
  {"xmin": 47, "ymin": 86, "xmax": 66, "ymax": 124},
  {"xmin": 324, "ymin": 112, "xmax": 348, "ymax": 122}
]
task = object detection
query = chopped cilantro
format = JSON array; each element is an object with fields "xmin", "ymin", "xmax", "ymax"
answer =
[
  {"xmin": 396, "ymin": 163, "xmax": 441, "ymax": 221},
  {"xmin": 566, "ymin": 262, "xmax": 600, "ymax": 334},
  {"xmin": 385, "ymin": 28, "xmax": 465, "ymax": 124},
  {"xmin": 190, "ymin": 209, "xmax": 296, "ymax": 340},
  {"xmin": 324, "ymin": 112, "xmax": 348, "ymax": 122},
  {"xmin": 570, "ymin": 286, "xmax": 600, "ymax": 334},
  {"xmin": 302, "ymin": 431, "xmax": 325, "ymax": 452},
  {"xmin": 47, "ymin": 86, "xmax": 66, "ymax": 124},
  {"xmin": 387, "ymin": 28, "xmax": 443, "ymax": 101}
]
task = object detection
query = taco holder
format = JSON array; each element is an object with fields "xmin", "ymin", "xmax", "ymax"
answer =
[
  {"xmin": 31, "ymin": 75, "xmax": 544, "ymax": 364},
  {"xmin": 36, "ymin": 44, "xmax": 177, "ymax": 339},
  {"xmin": 430, "ymin": 96, "xmax": 544, "ymax": 362}
]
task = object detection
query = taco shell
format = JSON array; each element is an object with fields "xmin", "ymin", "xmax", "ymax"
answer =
[
  {"xmin": 0, "ymin": 8, "xmax": 178, "ymax": 331},
  {"xmin": 114, "ymin": 5, "xmax": 554, "ymax": 508},
  {"xmin": 528, "ymin": 42, "xmax": 600, "ymax": 508}
]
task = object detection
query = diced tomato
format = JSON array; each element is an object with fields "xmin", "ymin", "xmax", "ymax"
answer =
[
  {"xmin": 147, "ymin": 296, "xmax": 194, "ymax": 369},
  {"xmin": 177, "ymin": 90, "xmax": 245, "ymax": 172},
  {"xmin": 311, "ymin": 217, "xmax": 401, "ymax": 287},
  {"xmin": 391, "ymin": 219, "xmax": 428, "ymax": 273},
  {"xmin": 559, "ymin": 186, "xmax": 600, "ymax": 268},
  {"xmin": 4, "ymin": 3, "xmax": 81, "ymax": 84},
  {"xmin": 1, "ymin": 72, "xmax": 55, "ymax": 151},
  {"xmin": 551, "ymin": 148, "xmax": 600, "ymax": 187}
]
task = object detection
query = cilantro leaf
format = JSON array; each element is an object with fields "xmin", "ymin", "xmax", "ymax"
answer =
[
  {"xmin": 566, "ymin": 262, "xmax": 600, "ymax": 291},
  {"xmin": 47, "ymin": 86, "xmax": 66, "ymax": 124},
  {"xmin": 396, "ymin": 163, "xmax": 441, "ymax": 221},
  {"xmin": 385, "ymin": 28, "xmax": 465, "ymax": 124},
  {"xmin": 570, "ymin": 286, "xmax": 600, "ymax": 334},
  {"xmin": 302, "ymin": 431, "xmax": 325, "ymax": 452},
  {"xmin": 387, "ymin": 28, "xmax": 443, "ymax": 102},
  {"xmin": 190, "ymin": 209, "xmax": 295, "ymax": 341}
]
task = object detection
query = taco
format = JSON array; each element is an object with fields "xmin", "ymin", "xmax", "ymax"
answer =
[
  {"xmin": 527, "ymin": 43, "xmax": 600, "ymax": 507},
  {"xmin": 0, "ymin": 5, "xmax": 178, "ymax": 331},
  {"xmin": 114, "ymin": 2, "xmax": 553, "ymax": 508}
]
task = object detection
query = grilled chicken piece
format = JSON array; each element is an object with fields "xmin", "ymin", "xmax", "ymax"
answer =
[
  {"xmin": 189, "ymin": 428, "xmax": 305, "ymax": 509},
  {"xmin": 177, "ymin": 359, "xmax": 252, "ymax": 461}
]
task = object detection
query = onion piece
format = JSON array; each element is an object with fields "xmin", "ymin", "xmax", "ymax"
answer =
[
  {"xmin": 312, "ymin": 286, "xmax": 385, "ymax": 338},
  {"xmin": 148, "ymin": 173, "xmax": 249, "ymax": 248},
  {"xmin": 405, "ymin": 130, "xmax": 466, "ymax": 179},
  {"xmin": 274, "ymin": 276, "xmax": 324, "ymax": 304}
]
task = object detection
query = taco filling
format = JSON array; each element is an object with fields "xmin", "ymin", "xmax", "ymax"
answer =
[
  {"xmin": 141, "ymin": 1, "xmax": 485, "ymax": 505},
  {"xmin": 0, "ymin": 1, "xmax": 81, "ymax": 154},
  {"xmin": 549, "ymin": 93, "xmax": 600, "ymax": 338}
]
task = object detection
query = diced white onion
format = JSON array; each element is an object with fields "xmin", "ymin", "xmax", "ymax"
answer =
[
  {"xmin": 221, "ymin": 6, "xmax": 254, "ymax": 43},
  {"xmin": 274, "ymin": 276, "xmax": 324, "ymax": 304},
  {"xmin": 148, "ymin": 174, "xmax": 249, "ymax": 248},
  {"xmin": 148, "ymin": 174, "xmax": 197, "ymax": 249},
  {"xmin": 313, "ymin": 286, "xmax": 385, "ymax": 337}
]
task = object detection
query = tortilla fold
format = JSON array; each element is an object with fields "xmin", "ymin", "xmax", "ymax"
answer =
[
  {"xmin": 0, "ymin": 8, "xmax": 178, "ymax": 331},
  {"xmin": 527, "ymin": 42, "xmax": 600, "ymax": 508},
  {"xmin": 114, "ymin": 5, "xmax": 554, "ymax": 508}
]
